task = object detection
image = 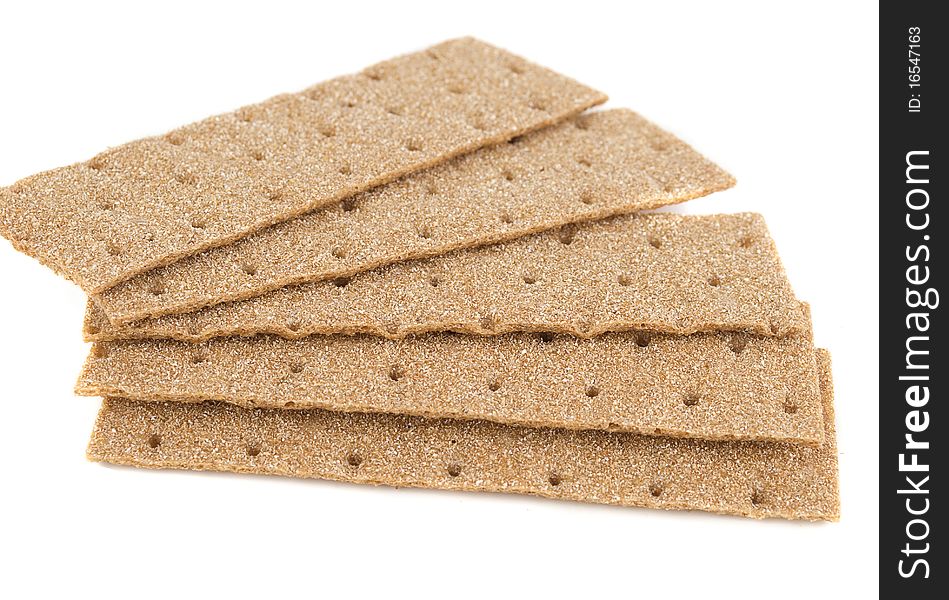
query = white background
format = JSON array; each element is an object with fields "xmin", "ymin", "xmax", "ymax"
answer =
[{"xmin": 0, "ymin": 1, "xmax": 878, "ymax": 597}]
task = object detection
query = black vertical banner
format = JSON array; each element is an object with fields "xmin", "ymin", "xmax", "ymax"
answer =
[{"xmin": 880, "ymin": 1, "xmax": 943, "ymax": 595}]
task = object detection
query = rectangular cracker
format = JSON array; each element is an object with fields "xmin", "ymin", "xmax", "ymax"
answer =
[
  {"xmin": 86, "ymin": 350, "xmax": 839, "ymax": 521},
  {"xmin": 85, "ymin": 213, "xmax": 805, "ymax": 342},
  {"xmin": 91, "ymin": 109, "xmax": 734, "ymax": 324},
  {"xmin": 76, "ymin": 313, "xmax": 824, "ymax": 444},
  {"xmin": 0, "ymin": 38, "xmax": 606, "ymax": 294}
]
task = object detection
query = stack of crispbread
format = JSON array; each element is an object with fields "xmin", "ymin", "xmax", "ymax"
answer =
[{"xmin": 0, "ymin": 38, "xmax": 837, "ymax": 520}]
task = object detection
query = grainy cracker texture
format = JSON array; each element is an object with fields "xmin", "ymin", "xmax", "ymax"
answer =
[
  {"xmin": 86, "ymin": 350, "xmax": 839, "ymax": 520},
  {"xmin": 0, "ymin": 38, "xmax": 605, "ymax": 293},
  {"xmin": 76, "ymin": 318, "xmax": 824, "ymax": 443},
  {"xmin": 85, "ymin": 213, "xmax": 803, "ymax": 342},
  {"xmin": 92, "ymin": 110, "xmax": 733, "ymax": 324}
]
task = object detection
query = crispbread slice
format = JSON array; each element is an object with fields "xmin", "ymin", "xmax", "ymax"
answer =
[
  {"xmin": 91, "ymin": 109, "xmax": 734, "ymax": 324},
  {"xmin": 85, "ymin": 213, "xmax": 804, "ymax": 342},
  {"xmin": 0, "ymin": 38, "xmax": 606, "ymax": 293},
  {"xmin": 86, "ymin": 350, "xmax": 839, "ymax": 520},
  {"xmin": 76, "ymin": 314, "xmax": 824, "ymax": 444}
]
